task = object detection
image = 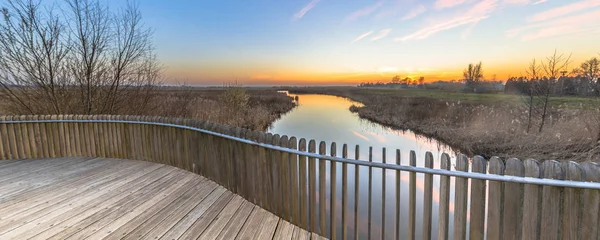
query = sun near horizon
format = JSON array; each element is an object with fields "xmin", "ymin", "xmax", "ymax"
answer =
[{"xmin": 113, "ymin": 0, "xmax": 599, "ymax": 85}]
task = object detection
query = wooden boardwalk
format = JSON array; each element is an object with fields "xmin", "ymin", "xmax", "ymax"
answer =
[{"xmin": 0, "ymin": 157, "xmax": 326, "ymax": 240}]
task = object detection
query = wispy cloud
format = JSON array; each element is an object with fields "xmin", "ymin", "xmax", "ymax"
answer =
[
  {"xmin": 507, "ymin": 9, "xmax": 600, "ymax": 40},
  {"xmin": 402, "ymin": 4, "xmax": 427, "ymax": 20},
  {"xmin": 529, "ymin": 0, "xmax": 600, "ymax": 22},
  {"xmin": 346, "ymin": 1, "xmax": 384, "ymax": 21},
  {"xmin": 503, "ymin": 0, "xmax": 531, "ymax": 5},
  {"xmin": 396, "ymin": 0, "xmax": 498, "ymax": 41},
  {"xmin": 293, "ymin": 0, "xmax": 321, "ymax": 20},
  {"xmin": 434, "ymin": 0, "xmax": 471, "ymax": 9},
  {"xmin": 352, "ymin": 31, "xmax": 374, "ymax": 43},
  {"xmin": 371, "ymin": 29, "xmax": 393, "ymax": 41},
  {"xmin": 532, "ymin": 0, "xmax": 548, "ymax": 4}
]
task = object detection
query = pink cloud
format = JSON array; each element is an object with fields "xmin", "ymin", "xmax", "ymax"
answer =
[
  {"xmin": 529, "ymin": 0, "xmax": 600, "ymax": 22},
  {"xmin": 434, "ymin": 0, "xmax": 471, "ymax": 9},
  {"xmin": 293, "ymin": 0, "xmax": 321, "ymax": 20},
  {"xmin": 371, "ymin": 29, "xmax": 393, "ymax": 41},
  {"xmin": 402, "ymin": 4, "xmax": 427, "ymax": 20},
  {"xmin": 396, "ymin": 0, "xmax": 498, "ymax": 41},
  {"xmin": 352, "ymin": 31, "xmax": 374, "ymax": 43},
  {"xmin": 503, "ymin": 0, "xmax": 531, "ymax": 5},
  {"xmin": 346, "ymin": 1, "xmax": 384, "ymax": 21},
  {"xmin": 508, "ymin": 9, "xmax": 600, "ymax": 40}
]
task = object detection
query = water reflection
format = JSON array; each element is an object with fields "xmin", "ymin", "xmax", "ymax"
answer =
[{"xmin": 269, "ymin": 93, "xmax": 463, "ymax": 239}]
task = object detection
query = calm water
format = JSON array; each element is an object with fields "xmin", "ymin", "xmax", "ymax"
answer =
[{"xmin": 269, "ymin": 93, "xmax": 466, "ymax": 239}]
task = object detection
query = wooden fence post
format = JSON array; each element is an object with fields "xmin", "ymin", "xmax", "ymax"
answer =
[
  {"xmin": 422, "ymin": 152, "xmax": 434, "ymax": 240},
  {"xmin": 453, "ymin": 154, "xmax": 469, "ymax": 240},
  {"xmin": 539, "ymin": 160, "xmax": 564, "ymax": 240},
  {"xmin": 580, "ymin": 162, "xmax": 600, "ymax": 240},
  {"xmin": 561, "ymin": 161, "xmax": 584, "ymax": 240},
  {"xmin": 438, "ymin": 153, "xmax": 451, "ymax": 240},
  {"xmin": 503, "ymin": 158, "xmax": 525, "ymax": 240}
]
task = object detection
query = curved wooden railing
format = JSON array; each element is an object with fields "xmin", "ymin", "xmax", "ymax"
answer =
[{"xmin": 1, "ymin": 115, "xmax": 600, "ymax": 240}]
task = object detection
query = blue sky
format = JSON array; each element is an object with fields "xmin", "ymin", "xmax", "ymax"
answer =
[{"xmin": 82, "ymin": 0, "xmax": 600, "ymax": 84}]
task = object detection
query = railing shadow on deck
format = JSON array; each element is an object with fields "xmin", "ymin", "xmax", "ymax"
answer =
[{"xmin": 1, "ymin": 115, "xmax": 599, "ymax": 240}]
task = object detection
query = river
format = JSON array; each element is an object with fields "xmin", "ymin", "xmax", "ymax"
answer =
[{"xmin": 269, "ymin": 93, "xmax": 465, "ymax": 239}]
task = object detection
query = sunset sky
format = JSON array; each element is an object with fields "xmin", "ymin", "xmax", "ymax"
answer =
[{"xmin": 118, "ymin": 0, "xmax": 600, "ymax": 85}]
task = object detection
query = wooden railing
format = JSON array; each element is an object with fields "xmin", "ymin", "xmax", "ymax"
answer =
[{"xmin": 1, "ymin": 115, "xmax": 600, "ymax": 240}]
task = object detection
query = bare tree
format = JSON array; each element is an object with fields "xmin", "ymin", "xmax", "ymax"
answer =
[
  {"xmin": 0, "ymin": 0, "xmax": 161, "ymax": 115},
  {"xmin": 538, "ymin": 49, "xmax": 571, "ymax": 132},
  {"xmin": 0, "ymin": 0, "xmax": 71, "ymax": 114},
  {"xmin": 463, "ymin": 62, "xmax": 483, "ymax": 92},
  {"xmin": 525, "ymin": 58, "xmax": 542, "ymax": 133}
]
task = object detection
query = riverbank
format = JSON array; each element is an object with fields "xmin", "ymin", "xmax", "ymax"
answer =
[
  {"xmin": 289, "ymin": 87, "xmax": 599, "ymax": 161},
  {"xmin": 1, "ymin": 87, "xmax": 296, "ymax": 132},
  {"xmin": 148, "ymin": 87, "xmax": 296, "ymax": 131}
]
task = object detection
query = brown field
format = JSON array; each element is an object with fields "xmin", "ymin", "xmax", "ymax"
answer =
[
  {"xmin": 151, "ymin": 87, "xmax": 295, "ymax": 131},
  {"xmin": 289, "ymin": 87, "xmax": 600, "ymax": 162},
  {"xmin": 0, "ymin": 87, "xmax": 296, "ymax": 132}
]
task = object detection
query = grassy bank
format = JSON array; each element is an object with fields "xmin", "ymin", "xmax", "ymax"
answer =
[
  {"xmin": 289, "ymin": 87, "xmax": 599, "ymax": 162},
  {"xmin": 1, "ymin": 87, "xmax": 296, "ymax": 132},
  {"xmin": 128, "ymin": 87, "xmax": 296, "ymax": 131}
]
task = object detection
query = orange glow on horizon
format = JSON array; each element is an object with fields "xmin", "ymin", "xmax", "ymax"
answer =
[{"xmin": 164, "ymin": 54, "xmax": 594, "ymax": 85}]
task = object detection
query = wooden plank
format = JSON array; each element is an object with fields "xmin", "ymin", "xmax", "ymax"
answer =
[
  {"xmin": 254, "ymin": 210, "xmax": 280, "ymax": 239},
  {"xmin": 502, "ymin": 158, "xmax": 525, "ymax": 240},
  {"xmin": 213, "ymin": 200, "xmax": 255, "ymax": 240},
  {"xmin": 120, "ymin": 179, "xmax": 218, "ymax": 239},
  {"xmin": 159, "ymin": 185, "xmax": 229, "ymax": 240},
  {"xmin": 273, "ymin": 220, "xmax": 295, "ymax": 240},
  {"xmin": 561, "ymin": 161, "xmax": 584, "ymax": 240},
  {"xmin": 539, "ymin": 160, "xmax": 564, "ymax": 240},
  {"xmin": 522, "ymin": 159, "xmax": 542, "ymax": 240},
  {"xmin": 452, "ymin": 154, "xmax": 469, "ymax": 240},
  {"xmin": 0, "ymin": 159, "xmax": 141, "ymax": 212},
  {"xmin": 42, "ymin": 167, "xmax": 183, "ymax": 240},
  {"xmin": 381, "ymin": 147, "xmax": 386, "ymax": 240},
  {"xmin": 198, "ymin": 195, "xmax": 245, "ymax": 239},
  {"xmin": 7, "ymin": 165, "xmax": 178, "ymax": 239},
  {"xmin": 0, "ymin": 116, "xmax": 9, "ymax": 160},
  {"xmin": 354, "ymin": 145, "xmax": 360, "ymax": 240},
  {"xmin": 319, "ymin": 141, "xmax": 326, "ymax": 236},
  {"xmin": 580, "ymin": 162, "xmax": 600, "ymax": 240},
  {"xmin": 0, "ymin": 158, "xmax": 108, "ymax": 200},
  {"xmin": 469, "ymin": 156, "xmax": 487, "ymax": 240},
  {"xmin": 280, "ymin": 136, "xmax": 291, "ymax": 222},
  {"xmin": 368, "ymin": 147, "xmax": 374, "ymax": 239},
  {"xmin": 309, "ymin": 140, "xmax": 317, "ymax": 232},
  {"xmin": 422, "ymin": 152, "xmax": 434, "ymax": 240},
  {"xmin": 0, "ymin": 158, "xmax": 84, "ymax": 184},
  {"xmin": 68, "ymin": 171, "xmax": 201, "ymax": 240},
  {"xmin": 486, "ymin": 157, "xmax": 505, "ymax": 240},
  {"xmin": 290, "ymin": 137, "xmax": 300, "ymax": 227},
  {"xmin": 408, "ymin": 150, "xmax": 416, "ymax": 240},
  {"xmin": 342, "ymin": 144, "xmax": 348, "ymax": 240},
  {"xmin": 299, "ymin": 138, "xmax": 309, "ymax": 230},
  {"xmin": 330, "ymin": 142, "xmax": 337, "ymax": 240},
  {"xmin": 0, "ymin": 161, "xmax": 173, "ymax": 237},
  {"xmin": 235, "ymin": 206, "xmax": 266, "ymax": 240},
  {"xmin": 292, "ymin": 225, "xmax": 311, "ymax": 240},
  {"xmin": 437, "ymin": 153, "xmax": 451, "ymax": 240},
  {"xmin": 177, "ymin": 191, "xmax": 235, "ymax": 239},
  {"xmin": 311, "ymin": 232, "xmax": 328, "ymax": 240}
]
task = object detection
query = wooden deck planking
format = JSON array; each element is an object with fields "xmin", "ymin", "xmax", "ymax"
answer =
[{"xmin": 0, "ymin": 157, "xmax": 324, "ymax": 240}]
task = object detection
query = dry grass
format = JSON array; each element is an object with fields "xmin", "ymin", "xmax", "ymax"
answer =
[
  {"xmin": 0, "ymin": 87, "xmax": 296, "ymax": 132},
  {"xmin": 147, "ymin": 87, "xmax": 295, "ymax": 131},
  {"xmin": 290, "ymin": 87, "xmax": 600, "ymax": 162}
]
